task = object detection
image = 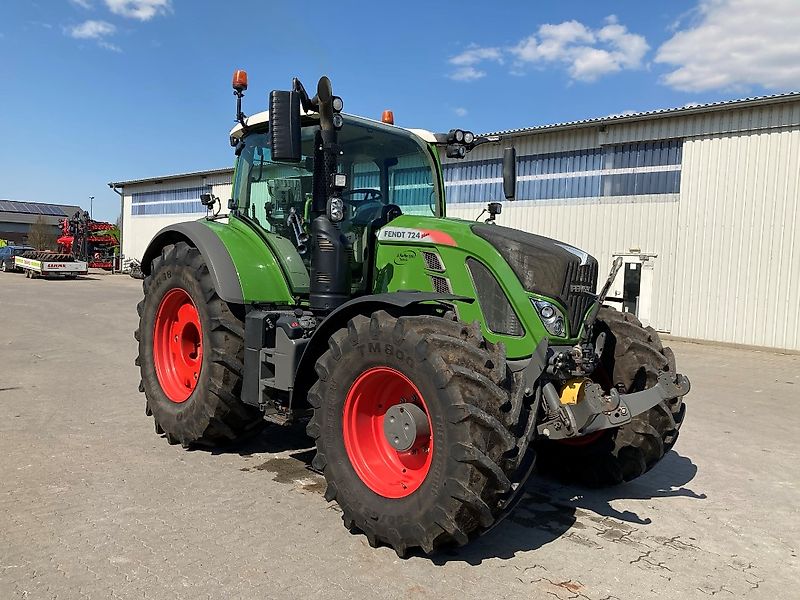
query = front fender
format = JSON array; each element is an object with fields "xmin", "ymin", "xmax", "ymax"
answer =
[
  {"xmin": 141, "ymin": 220, "xmax": 295, "ymax": 305},
  {"xmin": 142, "ymin": 221, "xmax": 245, "ymax": 304}
]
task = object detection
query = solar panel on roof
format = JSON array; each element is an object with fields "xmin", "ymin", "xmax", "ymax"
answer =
[{"xmin": 0, "ymin": 200, "xmax": 71, "ymax": 215}]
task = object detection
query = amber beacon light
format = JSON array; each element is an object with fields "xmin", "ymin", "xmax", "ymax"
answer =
[
  {"xmin": 232, "ymin": 69, "xmax": 248, "ymax": 92},
  {"xmin": 381, "ymin": 110, "xmax": 394, "ymax": 125}
]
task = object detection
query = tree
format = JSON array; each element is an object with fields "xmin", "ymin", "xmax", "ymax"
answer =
[{"xmin": 27, "ymin": 216, "xmax": 58, "ymax": 251}]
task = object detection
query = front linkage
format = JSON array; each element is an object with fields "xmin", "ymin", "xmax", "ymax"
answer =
[{"xmin": 526, "ymin": 258, "xmax": 690, "ymax": 442}]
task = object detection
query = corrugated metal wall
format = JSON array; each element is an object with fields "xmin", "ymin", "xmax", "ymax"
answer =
[
  {"xmin": 448, "ymin": 99, "xmax": 800, "ymax": 350},
  {"xmin": 674, "ymin": 126, "xmax": 800, "ymax": 350},
  {"xmin": 121, "ymin": 174, "xmax": 232, "ymax": 261}
]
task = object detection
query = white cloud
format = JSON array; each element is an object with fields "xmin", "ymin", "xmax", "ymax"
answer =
[
  {"xmin": 655, "ymin": 0, "xmax": 800, "ymax": 92},
  {"xmin": 98, "ymin": 40, "xmax": 122, "ymax": 52},
  {"xmin": 448, "ymin": 44, "xmax": 502, "ymax": 81},
  {"xmin": 69, "ymin": 0, "xmax": 93, "ymax": 8},
  {"xmin": 449, "ymin": 66, "xmax": 487, "ymax": 82},
  {"xmin": 512, "ymin": 21, "xmax": 594, "ymax": 63},
  {"xmin": 448, "ymin": 16, "xmax": 647, "ymax": 83},
  {"xmin": 104, "ymin": 0, "xmax": 171, "ymax": 21},
  {"xmin": 68, "ymin": 19, "xmax": 116, "ymax": 39},
  {"xmin": 510, "ymin": 16, "xmax": 648, "ymax": 81},
  {"xmin": 454, "ymin": 107, "xmax": 468, "ymax": 117},
  {"xmin": 66, "ymin": 19, "xmax": 120, "ymax": 51},
  {"xmin": 449, "ymin": 45, "xmax": 503, "ymax": 67}
]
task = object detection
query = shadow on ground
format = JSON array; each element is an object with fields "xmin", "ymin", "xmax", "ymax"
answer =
[
  {"xmin": 432, "ymin": 451, "xmax": 705, "ymax": 564},
  {"xmin": 189, "ymin": 424, "xmax": 706, "ymax": 564},
  {"xmin": 204, "ymin": 422, "xmax": 313, "ymax": 457}
]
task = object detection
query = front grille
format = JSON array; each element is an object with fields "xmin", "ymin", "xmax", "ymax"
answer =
[
  {"xmin": 466, "ymin": 258, "xmax": 524, "ymax": 336},
  {"xmin": 562, "ymin": 260, "xmax": 599, "ymax": 333},
  {"xmin": 430, "ymin": 275, "xmax": 452, "ymax": 294},
  {"xmin": 422, "ymin": 251, "xmax": 445, "ymax": 272}
]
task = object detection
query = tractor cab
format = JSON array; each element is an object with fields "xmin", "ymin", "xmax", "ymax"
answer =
[{"xmin": 229, "ymin": 111, "xmax": 441, "ymax": 296}]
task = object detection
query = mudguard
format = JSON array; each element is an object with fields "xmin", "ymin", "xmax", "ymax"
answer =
[{"xmin": 140, "ymin": 219, "xmax": 295, "ymax": 305}]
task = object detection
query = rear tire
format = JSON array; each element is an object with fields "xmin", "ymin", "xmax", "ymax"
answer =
[
  {"xmin": 307, "ymin": 311, "xmax": 534, "ymax": 557},
  {"xmin": 135, "ymin": 242, "xmax": 260, "ymax": 446},
  {"xmin": 536, "ymin": 306, "xmax": 687, "ymax": 487}
]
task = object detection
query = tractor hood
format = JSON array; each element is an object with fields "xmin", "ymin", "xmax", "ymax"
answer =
[
  {"xmin": 375, "ymin": 215, "xmax": 599, "ymax": 342},
  {"xmin": 471, "ymin": 223, "xmax": 599, "ymax": 329}
]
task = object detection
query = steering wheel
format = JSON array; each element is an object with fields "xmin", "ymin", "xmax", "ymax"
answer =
[{"xmin": 341, "ymin": 188, "xmax": 383, "ymax": 206}]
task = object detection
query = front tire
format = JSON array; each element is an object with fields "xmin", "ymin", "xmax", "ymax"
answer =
[
  {"xmin": 135, "ymin": 242, "xmax": 259, "ymax": 446},
  {"xmin": 307, "ymin": 311, "xmax": 531, "ymax": 556},
  {"xmin": 537, "ymin": 306, "xmax": 687, "ymax": 486}
]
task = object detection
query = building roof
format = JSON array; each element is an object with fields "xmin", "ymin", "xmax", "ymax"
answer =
[
  {"xmin": 109, "ymin": 167, "xmax": 234, "ymax": 187},
  {"xmin": 0, "ymin": 199, "xmax": 82, "ymax": 217},
  {"xmin": 482, "ymin": 91, "xmax": 800, "ymax": 137},
  {"xmin": 109, "ymin": 91, "xmax": 800, "ymax": 185},
  {"xmin": 0, "ymin": 200, "xmax": 83, "ymax": 227}
]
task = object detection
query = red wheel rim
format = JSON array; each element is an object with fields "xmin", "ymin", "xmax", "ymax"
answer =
[
  {"xmin": 342, "ymin": 367, "xmax": 433, "ymax": 498},
  {"xmin": 153, "ymin": 288, "xmax": 203, "ymax": 403}
]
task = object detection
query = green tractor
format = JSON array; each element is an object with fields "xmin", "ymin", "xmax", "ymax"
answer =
[{"xmin": 135, "ymin": 71, "xmax": 689, "ymax": 556}]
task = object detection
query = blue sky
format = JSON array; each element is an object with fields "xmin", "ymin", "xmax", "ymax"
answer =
[{"xmin": 1, "ymin": 0, "xmax": 798, "ymax": 222}]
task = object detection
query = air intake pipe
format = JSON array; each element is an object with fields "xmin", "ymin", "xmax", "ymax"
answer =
[{"xmin": 308, "ymin": 76, "xmax": 350, "ymax": 313}]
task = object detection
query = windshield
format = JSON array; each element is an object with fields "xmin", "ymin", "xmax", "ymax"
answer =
[{"xmin": 233, "ymin": 116, "xmax": 438, "ymax": 236}]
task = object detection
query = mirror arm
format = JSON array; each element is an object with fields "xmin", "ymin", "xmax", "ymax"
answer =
[
  {"xmin": 292, "ymin": 78, "xmax": 314, "ymax": 112},
  {"xmin": 470, "ymin": 135, "xmax": 501, "ymax": 149}
]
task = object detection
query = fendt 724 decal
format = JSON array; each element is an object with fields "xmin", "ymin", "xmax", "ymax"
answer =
[{"xmin": 377, "ymin": 227, "xmax": 457, "ymax": 246}]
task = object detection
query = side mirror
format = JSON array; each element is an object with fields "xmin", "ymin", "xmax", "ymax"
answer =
[
  {"xmin": 269, "ymin": 90, "xmax": 302, "ymax": 162},
  {"xmin": 503, "ymin": 147, "xmax": 516, "ymax": 200}
]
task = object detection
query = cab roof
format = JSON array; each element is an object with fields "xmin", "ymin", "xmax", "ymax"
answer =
[{"xmin": 229, "ymin": 110, "xmax": 438, "ymax": 144}]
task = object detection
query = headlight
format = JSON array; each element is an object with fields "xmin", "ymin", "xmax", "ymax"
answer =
[
  {"xmin": 328, "ymin": 196, "xmax": 344, "ymax": 222},
  {"xmin": 533, "ymin": 299, "xmax": 566, "ymax": 337}
]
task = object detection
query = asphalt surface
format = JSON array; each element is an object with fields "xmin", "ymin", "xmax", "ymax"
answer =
[{"xmin": 1, "ymin": 272, "xmax": 798, "ymax": 599}]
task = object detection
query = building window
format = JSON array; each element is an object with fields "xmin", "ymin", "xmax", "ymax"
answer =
[
  {"xmin": 444, "ymin": 139, "xmax": 682, "ymax": 203},
  {"xmin": 131, "ymin": 186, "xmax": 212, "ymax": 216}
]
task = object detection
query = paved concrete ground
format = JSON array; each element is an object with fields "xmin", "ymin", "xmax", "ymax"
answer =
[{"xmin": 0, "ymin": 272, "xmax": 798, "ymax": 599}]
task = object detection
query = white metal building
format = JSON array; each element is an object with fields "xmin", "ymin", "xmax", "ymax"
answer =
[
  {"xmin": 113, "ymin": 92, "xmax": 800, "ymax": 351},
  {"xmin": 112, "ymin": 168, "xmax": 234, "ymax": 264}
]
